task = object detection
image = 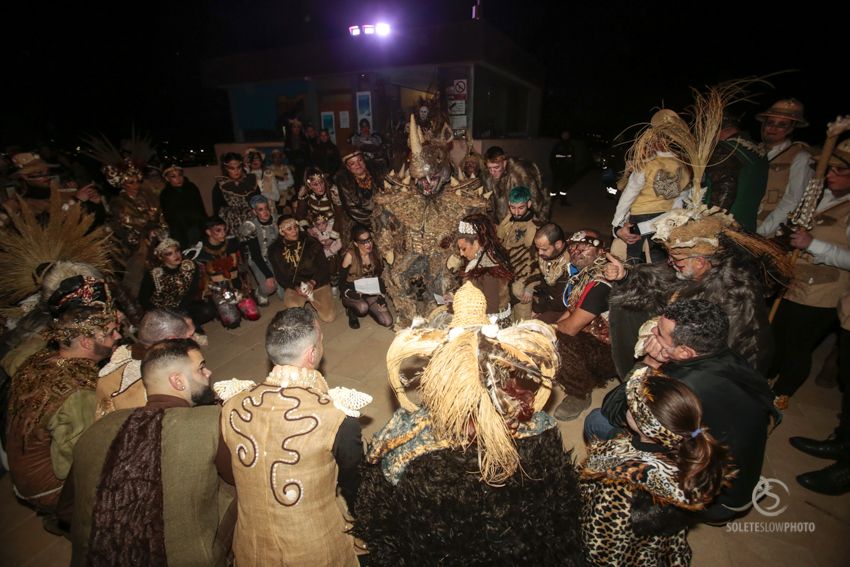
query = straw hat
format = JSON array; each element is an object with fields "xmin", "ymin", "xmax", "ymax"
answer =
[
  {"xmin": 755, "ymin": 99, "xmax": 808, "ymax": 128},
  {"xmin": 448, "ymin": 282, "xmax": 489, "ymax": 328},
  {"xmin": 813, "ymin": 139, "xmax": 850, "ymax": 168}
]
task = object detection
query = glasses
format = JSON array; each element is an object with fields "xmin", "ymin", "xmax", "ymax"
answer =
[
  {"xmin": 356, "ymin": 237, "xmax": 373, "ymax": 244},
  {"xmin": 764, "ymin": 120, "xmax": 793, "ymax": 130}
]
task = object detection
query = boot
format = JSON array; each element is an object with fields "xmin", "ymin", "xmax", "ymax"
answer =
[
  {"xmin": 796, "ymin": 459, "xmax": 850, "ymax": 496},
  {"xmin": 790, "ymin": 434, "xmax": 850, "ymax": 460},
  {"xmin": 347, "ymin": 308, "xmax": 360, "ymax": 329},
  {"xmin": 554, "ymin": 394, "xmax": 591, "ymax": 421}
]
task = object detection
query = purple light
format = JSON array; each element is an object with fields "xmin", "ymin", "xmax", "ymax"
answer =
[
  {"xmin": 375, "ymin": 22, "xmax": 390, "ymax": 36},
  {"xmin": 363, "ymin": 24, "xmax": 375, "ymax": 35},
  {"xmin": 349, "ymin": 25, "xmax": 361, "ymax": 36}
]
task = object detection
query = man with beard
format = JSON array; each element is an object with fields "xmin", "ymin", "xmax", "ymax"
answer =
[
  {"xmin": 240, "ymin": 195, "xmax": 282, "ymax": 306},
  {"xmin": 495, "ymin": 186, "xmax": 541, "ymax": 321},
  {"xmin": 531, "ymin": 223, "xmax": 573, "ymax": 323},
  {"xmin": 482, "ymin": 146, "xmax": 549, "ymax": 222},
  {"xmin": 159, "ymin": 163, "xmax": 208, "ymax": 249},
  {"xmin": 6, "ymin": 276, "xmax": 120, "ymax": 515},
  {"xmin": 552, "ymin": 229, "xmax": 616, "ymax": 420},
  {"xmin": 335, "ymin": 150, "xmax": 383, "ymax": 229},
  {"xmin": 64, "ymin": 339, "xmax": 235, "ymax": 566},
  {"xmin": 212, "ymin": 152, "xmax": 261, "ymax": 239},
  {"xmin": 603, "ymin": 208, "xmax": 789, "ymax": 379}
]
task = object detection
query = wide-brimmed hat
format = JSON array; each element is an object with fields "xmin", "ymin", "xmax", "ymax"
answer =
[
  {"xmin": 814, "ymin": 139, "xmax": 850, "ymax": 168},
  {"xmin": 755, "ymin": 98, "xmax": 808, "ymax": 128},
  {"xmin": 11, "ymin": 152, "xmax": 58, "ymax": 177}
]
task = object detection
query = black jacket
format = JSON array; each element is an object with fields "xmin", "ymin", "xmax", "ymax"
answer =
[{"xmin": 602, "ymin": 349, "xmax": 780, "ymax": 521}]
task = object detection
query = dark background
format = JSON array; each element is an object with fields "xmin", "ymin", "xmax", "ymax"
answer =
[{"xmin": 2, "ymin": 0, "xmax": 844, "ymax": 154}]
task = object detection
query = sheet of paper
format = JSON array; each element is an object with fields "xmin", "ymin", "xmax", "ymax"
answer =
[{"xmin": 354, "ymin": 277, "xmax": 381, "ymax": 295}]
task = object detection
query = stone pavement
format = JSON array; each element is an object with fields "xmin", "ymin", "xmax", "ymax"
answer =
[{"xmin": 1, "ymin": 172, "xmax": 848, "ymax": 566}]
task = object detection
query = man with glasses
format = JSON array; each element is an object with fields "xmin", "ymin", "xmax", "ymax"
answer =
[
  {"xmin": 770, "ymin": 140, "xmax": 850, "ymax": 410},
  {"xmin": 754, "ymin": 99, "xmax": 814, "ymax": 236},
  {"xmin": 159, "ymin": 163, "xmax": 207, "ymax": 249}
]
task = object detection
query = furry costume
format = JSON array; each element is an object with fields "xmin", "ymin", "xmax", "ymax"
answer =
[
  {"xmin": 608, "ymin": 237, "xmax": 775, "ymax": 377},
  {"xmin": 374, "ymin": 116, "xmax": 491, "ymax": 326},
  {"xmin": 354, "ymin": 424, "xmax": 585, "ymax": 566},
  {"xmin": 87, "ymin": 409, "xmax": 166, "ymax": 566}
]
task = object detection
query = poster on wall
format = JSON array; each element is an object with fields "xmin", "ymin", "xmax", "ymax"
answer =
[
  {"xmin": 356, "ymin": 91, "xmax": 372, "ymax": 127},
  {"xmin": 339, "ymin": 111, "xmax": 350, "ymax": 129},
  {"xmin": 321, "ymin": 111, "xmax": 336, "ymax": 143}
]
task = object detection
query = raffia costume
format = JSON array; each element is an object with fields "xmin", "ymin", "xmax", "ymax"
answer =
[
  {"xmin": 221, "ymin": 366, "xmax": 359, "ymax": 567},
  {"xmin": 354, "ymin": 283, "xmax": 585, "ymax": 565},
  {"xmin": 496, "ymin": 210, "xmax": 541, "ymax": 321},
  {"xmin": 373, "ymin": 116, "xmax": 491, "ymax": 326}
]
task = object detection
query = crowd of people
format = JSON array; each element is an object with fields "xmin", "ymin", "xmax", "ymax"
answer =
[{"xmin": 0, "ymin": 86, "xmax": 847, "ymax": 566}]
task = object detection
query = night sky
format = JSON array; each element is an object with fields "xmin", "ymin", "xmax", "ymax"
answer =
[{"xmin": 2, "ymin": 0, "xmax": 844, "ymax": 152}]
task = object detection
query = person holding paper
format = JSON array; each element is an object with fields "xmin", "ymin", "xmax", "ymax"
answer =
[{"xmin": 338, "ymin": 224, "xmax": 393, "ymax": 329}]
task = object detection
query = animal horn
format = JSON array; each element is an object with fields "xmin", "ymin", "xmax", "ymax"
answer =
[{"xmin": 409, "ymin": 114, "xmax": 422, "ymax": 156}]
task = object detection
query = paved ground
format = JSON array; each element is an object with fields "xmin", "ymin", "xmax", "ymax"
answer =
[{"xmin": 1, "ymin": 171, "xmax": 848, "ymax": 566}]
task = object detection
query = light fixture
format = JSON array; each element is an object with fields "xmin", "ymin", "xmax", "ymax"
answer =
[
  {"xmin": 375, "ymin": 22, "xmax": 390, "ymax": 36},
  {"xmin": 348, "ymin": 25, "xmax": 361, "ymax": 36},
  {"xmin": 363, "ymin": 24, "xmax": 375, "ymax": 35}
]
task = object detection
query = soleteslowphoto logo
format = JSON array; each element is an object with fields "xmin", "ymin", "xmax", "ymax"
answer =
[{"xmin": 725, "ymin": 477, "xmax": 816, "ymax": 534}]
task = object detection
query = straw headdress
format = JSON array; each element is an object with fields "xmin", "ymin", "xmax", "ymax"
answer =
[{"xmin": 386, "ymin": 282, "xmax": 559, "ymax": 484}]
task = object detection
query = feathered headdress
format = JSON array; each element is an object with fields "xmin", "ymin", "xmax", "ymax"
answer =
[
  {"xmin": 0, "ymin": 189, "xmax": 113, "ymax": 313},
  {"xmin": 81, "ymin": 127, "xmax": 154, "ymax": 187}
]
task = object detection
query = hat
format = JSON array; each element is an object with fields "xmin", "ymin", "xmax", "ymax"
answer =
[
  {"xmin": 755, "ymin": 98, "xmax": 808, "ymax": 128},
  {"xmin": 814, "ymin": 138, "xmax": 850, "ymax": 168},
  {"xmin": 508, "ymin": 186, "xmax": 532, "ymax": 204},
  {"xmin": 154, "ymin": 238, "xmax": 180, "ymax": 257},
  {"xmin": 342, "ymin": 150, "xmax": 363, "ymax": 163},
  {"xmin": 161, "ymin": 163, "xmax": 183, "ymax": 177},
  {"xmin": 11, "ymin": 152, "xmax": 57, "ymax": 177},
  {"xmin": 652, "ymin": 208, "xmax": 737, "ymax": 256},
  {"xmin": 44, "ymin": 275, "xmax": 116, "ymax": 342},
  {"xmin": 650, "ymin": 109, "xmax": 686, "ymax": 129},
  {"xmin": 249, "ymin": 194, "xmax": 269, "ymax": 208},
  {"xmin": 103, "ymin": 157, "xmax": 143, "ymax": 188}
]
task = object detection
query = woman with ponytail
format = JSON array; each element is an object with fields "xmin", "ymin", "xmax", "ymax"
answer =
[
  {"xmin": 453, "ymin": 213, "xmax": 514, "ymax": 325},
  {"xmin": 580, "ymin": 368, "xmax": 733, "ymax": 566}
]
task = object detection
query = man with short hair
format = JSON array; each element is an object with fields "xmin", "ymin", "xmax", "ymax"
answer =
[
  {"xmin": 240, "ymin": 195, "xmax": 281, "ymax": 306},
  {"xmin": 496, "ymin": 186, "xmax": 541, "ymax": 321},
  {"xmin": 552, "ymin": 229, "xmax": 615, "ymax": 420},
  {"xmin": 483, "ymin": 146, "xmax": 549, "ymax": 222},
  {"xmin": 531, "ymin": 223, "xmax": 573, "ymax": 323},
  {"xmin": 6, "ymin": 277, "xmax": 120, "ymax": 513},
  {"xmin": 66, "ymin": 338, "xmax": 234, "ymax": 566},
  {"xmin": 586, "ymin": 299, "xmax": 779, "ymax": 522},
  {"xmin": 221, "ymin": 308, "xmax": 362, "ymax": 566},
  {"xmin": 94, "ymin": 309, "xmax": 196, "ymax": 419},
  {"xmin": 754, "ymin": 99, "xmax": 814, "ymax": 236}
]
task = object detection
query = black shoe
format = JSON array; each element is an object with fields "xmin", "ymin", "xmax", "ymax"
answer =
[
  {"xmin": 789, "ymin": 435, "xmax": 850, "ymax": 460},
  {"xmin": 796, "ymin": 459, "xmax": 850, "ymax": 495},
  {"xmin": 347, "ymin": 310, "xmax": 360, "ymax": 329}
]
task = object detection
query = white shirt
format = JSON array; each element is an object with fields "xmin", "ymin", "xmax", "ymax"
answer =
[
  {"xmin": 806, "ymin": 190, "xmax": 850, "ymax": 271},
  {"xmin": 756, "ymin": 140, "xmax": 815, "ymax": 237}
]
